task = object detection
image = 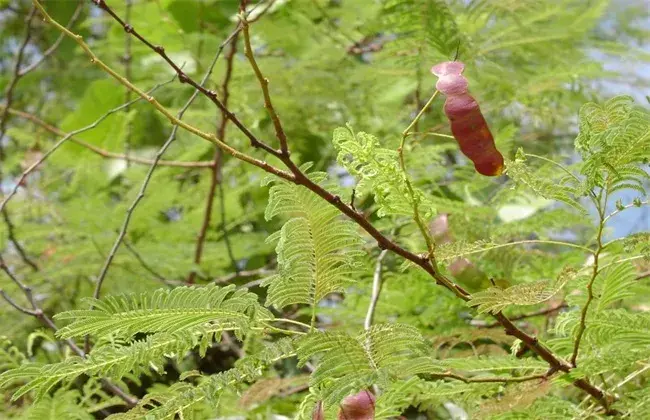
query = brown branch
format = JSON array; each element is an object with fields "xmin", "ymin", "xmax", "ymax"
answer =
[
  {"xmin": 35, "ymin": 1, "xmax": 617, "ymax": 413},
  {"xmin": 241, "ymin": 13, "xmax": 288, "ymax": 155},
  {"xmin": 494, "ymin": 312, "xmax": 615, "ymax": 413},
  {"xmin": 636, "ymin": 271, "xmax": 650, "ymax": 280},
  {"xmin": 477, "ymin": 303, "xmax": 568, "ymax": 328},
  {"xmin": 36, "ymin": 2, "xmax": 295, "ymax": 183},
  {"xmin": 0, "ymin": 7, "xmax": 39, "ymax": 271},
  {"xmin": 0, "ymin": 105, "xmax": 212, "ymax": 168},
  {"xmin": 0, "ymin": 256, "xmax": 138, "ymax": 407},
  {"xmin": 188, "ymin": 33, "xmax": 240, "ymax": 284},
  {"xmin": 90, "ymin": 0, "xmax": 283, "ymax": 159}
]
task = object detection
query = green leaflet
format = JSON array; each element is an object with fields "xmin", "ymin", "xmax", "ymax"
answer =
[
  {"xmin": 295, "ymin": 324, "xmax": 427, "ymax": 407},
  {"xmin": 505, "ymin": 150, "xmax": 587, "ymax": 214},
  {"xmin": 576, "ymin": 95, "xmax": 650, "ymax": 190},
  {"xmin": 263, "ymin": 174, "xmax": 364, "ymax": 309},
  {"xmin": 332, "ymin": 125, "xmax": 436, "ymax": 218},
  {"xmin": 467, "ymin": 267, "xmax": 577, "ymax": 314},
  {"xmin": 54, "ymin": 284, "xmax": 271, "ymax": 340}
]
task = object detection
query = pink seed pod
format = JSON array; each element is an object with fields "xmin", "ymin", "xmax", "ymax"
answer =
[
  {"xmin": 429, "ymin": 213, "xmax": 452, "ymax": 245},
  {"xmin": 431, "ymin": 61, "xmax": 504, "ymax": 176},
  {"xmin": 312, "ymin": 400, "xmax": 325, "ymax": 420},
  {"xmin": 337, "ymin": 390, "xmax": 376, "ymax": 420}
]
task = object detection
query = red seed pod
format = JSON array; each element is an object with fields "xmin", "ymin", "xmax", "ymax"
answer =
[
  {"xmin": 337, "ymin": 390, "xmax": 376, "ymax": 420},
  {"xmin": 431, "ymin": 61, "xmax": 504, "ymax": 176}
]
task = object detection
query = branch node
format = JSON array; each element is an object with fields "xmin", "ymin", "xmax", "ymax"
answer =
[
  {"xmin": 123, "ymin": 24, "xmax": 134, "ymax": 34},
  {"xmin": 154, "ymin": 45, "xmax": 165, "ymax": 54}
]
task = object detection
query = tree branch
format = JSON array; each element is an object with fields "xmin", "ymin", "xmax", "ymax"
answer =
[
  {"xmin": 476, "ymin": 302, "xmax": 568, "ymax": 328},
  {"xmin": 240, "ymin": 13, "xmax": 289, "ymax": 155}
]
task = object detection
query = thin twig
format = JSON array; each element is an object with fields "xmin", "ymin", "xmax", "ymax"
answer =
[
  {"xmin": 188, "ymin": 31, "xmax": 240, "ymax": 284},
  {"xmin": 0, "ymin": 290, "xmax": 39, "ymax": 316},
  {"xmin": 122, "ymin": 238, "xmax": 170, "ymax": 285},
  {"xmin": 571, "ymin": 188, "xmax": 607, "ymax": 367},
  {"xmin": 0, "ymin": 105, "xmax": 213, "ymax": 168},
  {"xmin": 35, "ymin": 1, "xmax": 294, "ymax": 182},
  {"xmin": 91, "ymin": 58, "xmax": 223, "ymax": 302},
  {"xmin": 364, "ymin": 250, "xmax": 388, "ymax": 330},
  {"xmin": 0, "ymin": 6, "xmax": 36, "ymax": 157},
  {"xmin": 441, "ymin": 239, "xmax": 595, "ymax": 261},
  {"xmin": 1, "ymin": 209, "xmax": 38, "ymax": 271},
  {"xmin": 123, "ymin": 0, "xmax": 133, "ymax": 167},
  {"xmin": 214, "ymin": 264, "xmax": 275, "ymax": 284},
  {"xmin": 603, "ymin": 199, "xmax": 649, "ymax": 224},
  {"xmin": 398, "ymin": 90, "xmax": 440, "ymax": 259},
  {"xmin": 636, "ymin": 271, "xmax": 650, "ymax": 281},
  {"xmin": 0, "ymin": 79, "xmax": 175, "ymax": 214},
  {"xmin": 17, "ymin": 1, "xmax": 84, "ymax": 76},
  {"xmin": 435, "ymin": 370, "xmax": 552, "ymax": 384},
  {"xmin": 241, "ymin": 13, "xmax": 289, "ymax": 155},
  {"xmin": 0, "ymin": 7, "xmax": 39, "ymax": 271}
]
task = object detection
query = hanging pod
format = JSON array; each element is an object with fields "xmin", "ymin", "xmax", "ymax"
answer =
[{"xmin": 431, "ymin": 61, "xmax": 504, "ymax": 176}]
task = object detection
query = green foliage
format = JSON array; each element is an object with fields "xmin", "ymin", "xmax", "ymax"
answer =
[
  {"xmin": 468, "ymin": 267, "xmax": 576, "ymax": 314},
  {"xmin": 576, "ymin": 95, "xmax": 650, "ymax": 191},
  {"xmin": 296, "ymin": 324, "xmax": 428, "ymax": 406},
  {"xmin": 332, "ymin": 125, "xmax": 436, "ymax": 217},
  {"xmin": 1, "ymin": 0, "xmax": 649, "ymax": 418},
  {"xmin": 55, "ymin": 284, "xmax": 271, "ymax": 339},
  {"xmin": 263, "ymin": 171, "xmax": 364, "ymax": 309},
  {"xmin": 22, "ymin": 389, "xmax": 93, "ymax": 420}
]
